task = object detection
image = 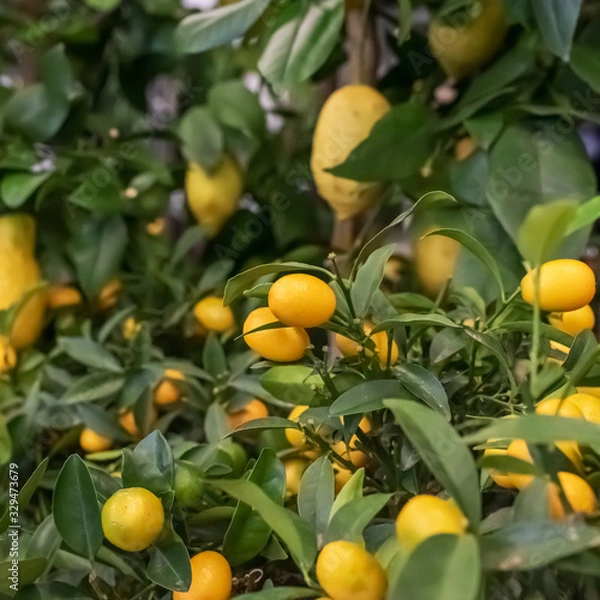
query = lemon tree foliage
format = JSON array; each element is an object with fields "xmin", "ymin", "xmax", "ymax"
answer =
[{"xmin": 2, "ymin": 0, "xmax": 600, "ymax": 599}]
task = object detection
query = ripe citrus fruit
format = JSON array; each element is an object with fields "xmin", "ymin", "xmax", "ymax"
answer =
[
  {"xmin": 227, "ymin": 398, "xmax": 269, "ymax": 430},
  {"xmin": 0, "ymin": 214, "xmax": 46, "ymax": 349},
  {"xmin": 548, "ymin": 305, "xmax": 595, "ymax": 337},
  {"xmin": 97, "ymin": 278, "xmax": 122, "ymax": 310},
  {"xmin": 415, "ymin": 230, "xmax": 461, "ymax": 297},
  {"xmin": 286, "ymin": 405, "xmax": 309, "ymax": 447},
  {"xmin": 483, "ymin": 447, "xmax": 515, "ymax": 489},
  {"xmin": 173, "ymin": 461, "xmax": 205, "ymax": 508},
  {"xmin": 333, "ymin": 465, "xmax": 353, "ymax": 493},
  {"xmin": 174, "ymin": 551, "xmax": 232, "ymax": 600},
  {"xmin": 335, "ymin": 323, "xmax": 399, "ymax": 366},
  {"xmin": 193, "ymin": 296, "xmax": 234, "ymax": 332},
  {"xmin": 101, "ymin": 487, "xmax": 164, "ymax": 552},
  {"xmin": 505, "ymin": 439, "xmax": 535, "ymax": 489},
  {"xmin": 311, "ymin": 85, "xmax": 390, "ymax": 220},
  {"xmin": 284, "ymin": 458, "xmax": 309, "ymax": 497},
  {"xmin": 331, "ymin": 416, "xmax": 371, "ymax": 467},
  {"xmin": 119, "ymin": 408, "xmax": 157, "ymax": 438},
  {"xmin": 80, "ymin": 428, "xmax": 112, "ymax": 453},
  {"xmin": 0, "ymin": 338, "xmax": 17, "ymax": 373},
  {"xmin": 454, "ymin": 137, "xmax": 477, "ymax": 161},
  {"xmin": 268, "ymin": 274, "xmax": 336, "ymax": 328},
  {"xmin": 46, "ymin": 285, "xmax": 82, "ymax": 310},
  {"xmin": 316, "ymin": 540, "xmax": 388, "ymax": 600},
  {"xmin": 243, "ymin": 307, "xmax": 309, "ymax": 362},
  {"xmin": 429, "ymin": 0, "xmax": 508, "ymax": 80},
  {"xmin": 566, "ymin": 393, "xmax": 600, "ymax": 424},
  {"xmin": 154, "ymin": 369, "xmax": 185, "ymax": 406},
  {"xmin": 186, "ymin": 155, "xmax": 243, "ymax": 237},
  {"xmin": 548, "ymin": 472, "xmax": 597, "ymax": 520},
  {"xmin": 521, "ymin": 260, "xmax": 596, "ymax": 312},
  {"xmin": 395, "ymin": 495, "xmax": 468, "ymax": 550}
]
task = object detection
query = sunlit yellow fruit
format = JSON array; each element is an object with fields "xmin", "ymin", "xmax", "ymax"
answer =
[
  {"xmin": 396, "ymin": 495, "xmax": 467, "ymax": 550},
  {"xmin": 335, "ymin": 323, "xmax": 399, "ymax": 366},
  {"xmin": 80, "ymin": 428, "xmax": 112, "ymax": 453},
  {"xmin": 119, "ymin": 408, "xmax": 157, "ymax": 438},
  {"xmin": 311, "ymin": 85, "xmax": 390, "ymax": 220},
  {"xmin": 286, "ymin": 405, "xmax": 309, "ymax": 447},
  {"xmin": 186, "ymin": 156, "xmax": 243, "ymax": 237},
  {"xmin": 415, "ymin": 231, "xmax": 461, "ymax": 297},
  {"xmin": 46, "ymin": 285, "xmax": 82, "ymax": 310},
  {"xmin": 331, "ymin": 417, "xmax": 371, "ymax": 467},
  {"xmin": 98, "ymin": 278, "xmax": 122, "ymax": 310},
  {"xmin": 0, "ymin": 214, "xmax": 46, "ymax": 349},
  {"xmin": 243, "ymin": 307, "xmax": 309, "ymax": 362},
  {"xmin": 174, "ymin": 551, "xmax": 232, "ymax": 600},
  {"xmin": 521, "ymin": 260, "xmax": 596, "ymax": 312},
  {"xmin": 101, "ymin": 487, "xmax": 164, "ymax": 552},
  {"xmin": 122, "ymin": 317, "xmax": 141, "ymax": 340},
  {"xmin": 146, "ymin": 217, "xmax": 165, "ymax": 236},
  {"xmin": 0, "ymin": 337, "xmax": 16, "ymax": 373},
  {"xmin": 429, "ymin": 0, "xmax": 508, "ymax": 80},
  {"xmin": 548, "ymin": 305, "xmax": 595, "ymax": 337},
  {"xmin": 154, "ymin": 369, "xmax": 185, "ymax": 406},
  {"xmin": 454, "ymin": 137, "xmax": 477, "ymax": 161},
  {"xmin": 316, "ymin": 541, "xmax": 388, "ymax": 600},
  {"xmin": 577, "ymin": 387, "xmax": 600, "ymax": 399},
  {"xmin": 284, "ymin": 458, "xmax": 309, "ymax": 497},
  {"xmin": 483, "ymin": 447, "xmax": 515, "ymax": 489},
  {"xmin": 193, "ymin": 296, "xmax": 234, "ymax": 332},
  {"xmin": 334, "ymin": 465, "xmax": 354, "ymax": 493},
  {"xmin": 567, "ymin": 393, "xmax": 600, "ymax": 424},
  {"xmin": 227, "ymin": 398, "xmax": 269, "ymax": 430},
  {"xmin": 268, "ymin": 274, "xmax": 336, "ymax": 328},
  {"xmin": 548, "ymin": 472, "xmax": 597, "ymax": 520}
]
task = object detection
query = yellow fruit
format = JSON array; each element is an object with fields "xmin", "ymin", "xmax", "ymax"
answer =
[
  {"xmin": 243, "ymin": 307, "xmax": 309, "ymax": 362},
  {"xmin": 483, "ymin": 447, "xmax": 515, "ymax": 489},
  {"xmin": 101, "ymin": 487, "xmax": 164, "ymax": 552},
  {"xmin": 268, "ymin": 274, "xmax": 336, "ymax": 328},
  {"xmin": 174, "ymin": 551, "xmax": 232, "ymax": 600},
  {"xmin": 335, "ymin": 323, "xmax": 399, "ymax": 367},
  {"xmin": 333, "ymin": 465, "xmax": 354, "ymax": 493},
  {"xmin": 548, "ymin": 472, "xmax": 596, "ymax": 520},
  {"xmin": 80, "ymin": 428, "xmax": 112, "ymax": 453},
  {"xmin": 186, "ymin": 156, "xmax": 243, "ymax": 237},
  {"xmin": 331, "ymin": 417, "xmax": 371, "ymax": 468},
  {"xmin": 0, "ymin": 214, "xmax": 46, "ymax": 349},
  {"xmin": 0, "ymin": 337, "xmax": 17, "ymax": 373},
  {"xmin": 548, "ymin": 305, "xmax": 595, "ymax": 337},
  {"xmin": 193, "ymin": 296, "xmax": 234, "ymax": 332},
  {"xmin": 286, "ymin": 405, "xmax": 309, "ymax": 447},
  {"xmin": 567, "ymin": 393, "xmax": 600, "ymax": 424},
  {"xmin": 146, "ymin": 217, "xmax": 165, "ymax": 236},
  {"xmin": 395, "ymin": 495, "xmax": 467, "ymax": 550},
  {"xmin": 317, "ymin": 541, "xmax": 387, "ymax": 600},
  {"xmin": 98, "ymin": 278, "xmax": 122, "ymax": 310},
  {"xmin": 47, "ymin": 285, "xmax": 82, "ymax": 310},
  {"xmin": 506, "ymin": 439, "xmax": 535, "ymax": 489},
  {"xmin": 154, "ymin": 369, "xmax": 185, "ymax": 406},
  {"xmin": 521, "ymin": 260, "xmax": 596, "ymax": 312},
  {"xmin": 415, "ymin": 231, "xmax": 461, "ymax": 297},
  {"xmin": 311, "ymin": 85, "xmax": 390, "ymax": 220},
  {"xmin": 429, "ymin": 0, "xmax": 508, "ymax": 80},
  {"xmin": 284, "ymin": 458, "xmax": 309, "ymax": 497},
  {"xmin": 577, "ymin": 387, "xmax": 600, "ymax": 399},
  {"xmin": 227, "ymin": 398, "xmax": 269, "ymax": 430},
  {"xmin": 454, "ymin": 137, "xmax": 477, "ymax": 161},
  {"xmin": 119, "ymin": 408, "xmax": 157, "ymax": 438},
  {"xmin": 123, "ymin": 317, "xmax": 141, "ymax": 340}
]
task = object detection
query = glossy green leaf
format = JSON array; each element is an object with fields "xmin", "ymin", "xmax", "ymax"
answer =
[
  {"xmin": 147, "ymin": 529, "xmax": 192, "ymax": 592},
  {"xmin": 61, "ymin": 372, "xmax": 125, "ymax": 404},
  {"xmin": 240, "ymin": 589, "xmax": 321, "ymax": 600},
  {"xmin": 570, "ymin": 45, "xmax": 600, "ymax": 92},
  {"xmin": 566, "ymin": 194, "xmax": 600, "ymax": 235},
  {"xmin": 330, "ymin": 379, "xmax": 412, "ymax": 416},
  {"xmin": 350, "ymin": 245, "xmax": 395, "ymax": 317},
  {"xmin": 371, "ymin": 314, "xmax": 460, "ymax": 333},
  {"xmin": 0, "ymin": 414, "xmax": 10, "ymax": 466},
  {"xmin": 298, "ymin": 456, "xmax": 334, "ymax": 541},
  {"xmin": 260, "ymin": 366, "xmax": 321, "ymax": 404},
  {"xmin": 1, "ymin": 172, "xmax": 52, "ymax": 208},
  {"xmin": 26, "ymin": 514, "xmax": 62, "ymax": 562},
  {"xmin": 330, "ymin": 468, "xmax": 364, "ymax": 518},
  {"xmin": 205, "ymin": 402, "xmax": 231, "ymax": 443},
  {"xmin": 179, "ymin": 106, "xmax": 223, "ymax": 171},
  {"xmin": 203, "ymin": 333, "xmax": 229, "ymax": 379},
  {"xmin": 395, "ymin": 363, "xmax": 450, "ymax": 419},
  {"xmin": 57, "ymin": 337, "xmax": 122, "ymax": 373},
  {"xmin": 531, "ymin": 0, "xmax": 582, "ymax": 60},
  {"xmin": 0, "ymin": 558, "xmax": 47, "ymax": 595}
]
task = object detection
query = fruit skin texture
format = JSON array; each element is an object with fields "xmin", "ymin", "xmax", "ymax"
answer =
[
  {"xmin": 429, "ymin": 0, "xmax": 508, "ymax": 80},
  {"xmin": 47, "ymin": 285, "xmax": 82, "ymax": 310},
  {"xmin": 335, "ymin": 323, "xmax": 399, "ymax": 366},
  {"xmin": 548, "ymin": 472, "xmax": 597, "ymax": 520},
  {"xmin": 286, "ymin": 405, "xmax": 309, "ymax": 447},
  {"xmin": 227, "ymin": 398, "xmax": 269, "ymax": 430},
  {"xmin": 521, "ymin": 260, "xmax": 596, "ymax": 312},
  {"xmin": 243, "ymin": 307, "xmax": 309, "ymax": 362},
  {"xmin": 0, "ymin": 214, "xmax": 46, "ymax": 349},
  {"xmin": 154, "ymin": 369, "xmax": 185, "ymax": 406},
  {"xmin": 567, "ymin": 393, "xmax": 600, "ymax": 424},
  {"xmin": 0, "ymin": 338, "xmax": 17, "ymax": 373},
  {"xmin": 396, "ymin": 495, "xmax": 468, "ymax": 550},
  {"xmin": 549, "ymin": 305, "xmax": 595, "ymax": 337},
  {"xmin": 101, "ymin": 487, "xmax": 164, "ymax": 552},
  {"xmin": 80, "ymin": 428, "xmax": 112, "ymax": 453},
  {"xmin": 311, "ymin": 85, "xmax": 390, "ymax": 220},
  {"xmin": 268, "ymin": 274, "xmax": 336, "ymax": 328},
  {"xmin": 415, "ymin": 231, "xmax": 461, "ymax": 297},
  {"xmin": 194, "ymin": 296, "xmax": 234, "ymax": 332},
  {"xmin": 317, "ymin": 541, "xmax": 388, "ymax": 600},
  {"xmin": 186, "ymin": 156, "xmax": 243, "ymax": 237},
  {"xmin": 173, "ymin": 551, "xmax": 232, "ymax": 600}
]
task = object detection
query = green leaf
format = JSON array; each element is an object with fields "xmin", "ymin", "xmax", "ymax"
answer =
[
  {"xmin": 324, "ymin": 493, "xmax": 391, "ymax": 545},
  {"xmin": 328, "ymin": 103, "xmax": 435, "ymax": 182},
  {"xmin": 0, "ymin": 414, "xmax": 11, "ymax": 466},
  {"xmin": 61, "ymin": 372, "xmax": 125, "ymax": 404},
  {"xmin": 258, "ymin": 0, "xmax": 344, "ymax": 90},
  {"xmin": 213, "ymin": 479, "xmax": 318, "ymax": 576},
  {"xmin": 330, "ymin": 468, "xmax": 364, "ymax": 518},
  {"xmin": 0, "ymin": 558, "xmax": 47, "ymax": 595},
  {"xmin": 298, "ymin": 457, "xmax": 334, "ymax": 541},
  {"xmin": 225, "ymin": 416, "xmax": 298, "ymax": 436},
  {"xmin": 350, "ymin": 245, "xmax": 395, "ymax": 317},
  {"xmin": 147, "ymin": 529, "xmax": 192, "ymax": 592},
  {"xmin": 394, "ymin": 364, "xmax": 450, "ymax": 419},
  {"xmin": 570, "ymin": 44, "xmax": 600, "ymax": 92},
  {"xmin": 223, "ymin": 449, "xmax": 286, "ymax": 566},
  {"xmin": 179, "ymin": 106, "xmax": 223, "ymax": 171},
  {"xmin": 205, "ymin": 402, "xmax": 230, "ymax": 442},
  {"xmin": 330, "ymin": 379, "xmax": 413, "ymax": 416},
  {"xmin": 85, "ymin": 0, "xmax": 121, "ymax": 10},
  {"xmin": 385, "ymin": 400, "xmax": 481, "ymax": 527},
  {"xmin": 566, "ymin": 194, "xmax": 600, "ymax": 235},
  {"xmin": 57, "ymin": 337, "xmax": 122, "ymax": 373},
  {"xmin": 176, "ymin": 0, "xmax": 272, "ymax": 54},
  {"xmin": 240, "ymin": 589, "xmax": 321, "ymax": 600},
  {"xmin": 1, "ymin": 172, "xmax": 52, "ymax": 208},
  {"xmin": 371, "ymin": 314, "xmax": 460, "ymax": 333},
  {"xmin": 391, "ymin": 534, "xmax": 480, "ymax": 600},
  {"xmin": 481, "ymin": 521, "xmax": 600, "ymax": 571},
  {"xmin": 260, "ymin": 366, "xmax": 321, "ymax": 404},
  {"xmin": 26, "ymin": 514, "xmax": 62, "ymax": 561},
  {"xmin": 121, "ymin": 431, "xmax": 174, "ymax": 496},
  {"xmin": 531, "ymin": 0, "xmax": 582, "ymax": 60},
  {"xmin": 52, "ymin": 455, "xmax": 102, "ymax": 560},
  {"xmin": 398, "ymin": 0, "xmax": 412, "ymax": 43},
  {"xmin": 202, "ymin": 333, "xmax": 229, "ymax": 379}
]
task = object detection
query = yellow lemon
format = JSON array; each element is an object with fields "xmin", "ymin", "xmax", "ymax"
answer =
[
  {"xmin": 415, "ymin": 231, "xmax": 461, "ymax": 297},
  {"xmin": 548, "ymin": 472, "xmax": 597, "ymax": 520},
  {"xmin": 193, "ymin": 296, "xmax": 234, "ymax": 332}
]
